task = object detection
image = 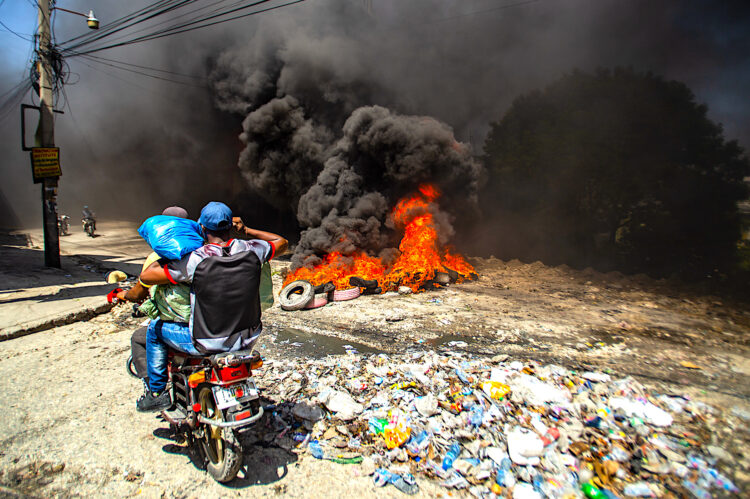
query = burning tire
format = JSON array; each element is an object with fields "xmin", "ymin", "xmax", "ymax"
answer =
[
  {"xmin": 304, "ymin": 293, "xmax": 329, "ymax": 309},
  {"xmin": 444, "ymin": 268, "xmax": 459, "ymax": 283},
  {"xmin": 279, "ymin": 280, "xmax": 315, "ymax": 311},
  {"xmin": 314, "ymin": 281, "xmax": 335, "ymax": 294},
  {"xmin": 349, "ymin": 276, "xmax": 378, "ymax": 289},
  {"xmin": 331, "ymin": 287, "xmax": 361, "ymax": 301},
  {"xmin": 434, "ymin": 271, "xmax": 450, "ymax": 285}
]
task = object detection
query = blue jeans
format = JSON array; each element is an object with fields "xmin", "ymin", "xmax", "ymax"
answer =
[{"xmin": 146, "ymin": 320, "xmax": 199, "ymax": 393}]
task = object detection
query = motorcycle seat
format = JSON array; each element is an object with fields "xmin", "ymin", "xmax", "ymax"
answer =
[{"xmin": 169, "ymin": 348, "xmax": 259, "ymax": 368}]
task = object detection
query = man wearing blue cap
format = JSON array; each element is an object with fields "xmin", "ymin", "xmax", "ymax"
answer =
[{"xmin": 137, "ymin": 201, "xmax": 288, "ymax": 412}]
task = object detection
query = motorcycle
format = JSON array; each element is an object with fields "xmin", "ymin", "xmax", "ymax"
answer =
[
  {"xmin": 127, "ymin": 348, "xmax": 264, "ymax": 482},
  {"xmin": 82, "ymin": 217, "xmax": 96, "ymax": 237},
  {"xmin": 57, "ymin": 215, "xmax": 70, "ymax": 236}
]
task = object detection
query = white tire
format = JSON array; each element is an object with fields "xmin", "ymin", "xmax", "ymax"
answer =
[
  {"xmin": 279, "ymin": 280, "xmax": 315, "ymax": 311},
  {"xmin": 331, "ymin": 287, "xmax": 361, "ymax": 301},
  {"xmin": 304, "ymin": 293, "xmax": 329, "ymax": 309}
]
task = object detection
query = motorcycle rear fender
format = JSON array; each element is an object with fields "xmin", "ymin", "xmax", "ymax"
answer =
[{"xmin": 209, "ymin": 364, "xmax": 250, "ymax": 385}]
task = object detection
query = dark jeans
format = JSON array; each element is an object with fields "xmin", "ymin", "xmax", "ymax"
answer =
[
  {"xmin": 147, "ymin": 320, "xmax": 199, "ymax": 393},
  {"xmin": 131, "ymin": 326, "xmax": 148, "ymax": 378}
]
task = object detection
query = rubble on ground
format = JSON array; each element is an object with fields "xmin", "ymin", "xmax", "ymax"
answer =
[{"xmin": 246, "ymin": 351, "xmax": 746, "ymax": 497}]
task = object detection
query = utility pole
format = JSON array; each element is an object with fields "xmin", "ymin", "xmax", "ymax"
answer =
[{"xmin": 35, "ymin": 0, "xmax": 60, "ymax": 268}]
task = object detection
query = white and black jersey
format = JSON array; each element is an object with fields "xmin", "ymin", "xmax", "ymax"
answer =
[{"xmin": 164, "ymin": 239, "xmax": 275, "ymax": 353}]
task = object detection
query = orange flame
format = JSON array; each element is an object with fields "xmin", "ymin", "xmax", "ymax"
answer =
[{"xmin": 284, "ymin": 185, "xmax": 475, "ymax": 292}]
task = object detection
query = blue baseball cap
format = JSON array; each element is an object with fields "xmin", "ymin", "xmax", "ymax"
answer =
[{"xmin": 199, "ymin": 202, "xmax": 232, "ymax": 231}]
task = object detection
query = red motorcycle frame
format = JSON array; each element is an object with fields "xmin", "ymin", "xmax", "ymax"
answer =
[{"xmin": 131, "ymin": 348, "xmax": 264, "ymax": 482}]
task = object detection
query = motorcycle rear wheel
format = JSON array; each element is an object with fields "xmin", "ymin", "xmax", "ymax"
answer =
[
  {"xmin": 197, "ymin": 385, "xmax": 243, "ymax": 483},
  {"xmin": 126, "ymin": 355, "xmax": 139, "ymax": 379}
]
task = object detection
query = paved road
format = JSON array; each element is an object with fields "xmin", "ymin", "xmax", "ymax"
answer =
[
  {"xmin": 29, "ymin": 219, "xmax": 151, "ymax": 269},
  {"xmin": 0, "ymin": 222, "xmax": 150, "ymax": 339}
]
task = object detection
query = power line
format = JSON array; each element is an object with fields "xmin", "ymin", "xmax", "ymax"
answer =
[
  {"xmin": 61, "ymin": 0, "xmax": 201, "ymax": 52},
  {"xmin": 71, "ymin": 54, "xmax": 194, "ymax": 102},
  {"xmin": 68, "ymin": 51, "xmax": 206, "ymax": 80},
  {"xmin": 78, "ymin": 0, "xmax": 247, "ymax": 51},
  {"xmin": 0, "ymin": 79, "xmax": 32, "ymax": 124},
  {"xmin": 438, "ymin": 0, "xmax": 542, "ymax": 22},
  {"xmin": 59, "ymin": 0, "xmax": 184, "ymax": 48},
  {"xmin": 0, "ymin": 19, "xmax": 34, "ymax": 41},
  {"xmin": 62, "ymin": 0, "xmax": 268, "ymax": 53},
  {"xmin": 0, "ymin": 78, "xmax": 30, "ymax": 102},
  {"xmin": 74, "ymin": 53, "xmax": 207, "ymax": 87},
  {"xmin": 67, "ymin": 0, "xmax": 305, "ymax": 56}
]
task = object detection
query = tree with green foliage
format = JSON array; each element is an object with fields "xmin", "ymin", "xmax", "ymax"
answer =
[{"xmin": 483, "ymin": 68, "xmax": 750, "ymax": 277}]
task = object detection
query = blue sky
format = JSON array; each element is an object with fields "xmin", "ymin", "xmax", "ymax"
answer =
[{"xmin": 0, "ymin": 1, "xmax": 38, "ymax": 78}]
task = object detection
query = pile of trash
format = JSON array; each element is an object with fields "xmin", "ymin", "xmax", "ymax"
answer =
[{"xmin": 252, "ymin": 351, "xmax": 744, "ymax": 498}]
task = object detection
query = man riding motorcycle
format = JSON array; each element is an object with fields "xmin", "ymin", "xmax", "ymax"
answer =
[
  {"xmin": 137, "ymin": 201, "xmax": 288, "ymax": 412},
  {"xmin": 82, "ymin": 205, "xmax": 96, "ymax": 236},
  {"xmin": 114, "ymin": 206, "xmax": 192, "ymax": 381}
]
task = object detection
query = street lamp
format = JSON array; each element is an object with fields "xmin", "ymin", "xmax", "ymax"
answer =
[
  {"xmin": 54, "ymin": 7, "xmax": 99, "ymax": 30},
  {"xmin": 28, "ymin": 1, "xmax": 99, "ymax": 268}
]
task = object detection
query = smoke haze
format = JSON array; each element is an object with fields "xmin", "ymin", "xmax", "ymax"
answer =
[{"xmin": 0, "ymin": 0, "xmax": 747, "ymax": 258}]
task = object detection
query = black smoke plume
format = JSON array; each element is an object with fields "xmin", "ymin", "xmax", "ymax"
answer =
[
  {"xmin": 292, "ymin": 105, "xmax": 481, "ymax": 269},
  {"xmin": 237, "ymin": 95, "xmax": 332, "ymax": 212},
  {"xmin": 2, "ymin": 0, "xmax": 747, "ymax": 253}
]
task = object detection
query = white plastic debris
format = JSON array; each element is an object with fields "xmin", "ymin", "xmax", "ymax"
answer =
[
  {"xmin": 414, "ymin": 394, "xmax": 439, "ymax": 417},
  {"xmin": 317, "ymin": 389, "xmax": 364, "ymax": 420},
  {"xmin": 507, "ymin": 426, "xmax": 543, "ymax": 466},
  {"xmin": 509, "ymin": 374, "xmax": 571, "ymax": 406},
  {"xmin": 513, "ymin": 482, "xmax": 543, "ymax": 499},
  {"xmin": 582, "ymin": 372, "xmax": 611, "ymax": 382},
  {"xmin": 292, "ymin": 402, "xmax": 324, "ymax": 422},
  {"xmin": 609, "ymin": 397, "xmax": 673, "ymax": 427}
]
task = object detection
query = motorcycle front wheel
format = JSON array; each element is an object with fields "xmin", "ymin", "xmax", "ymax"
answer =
[{"xmin": 197, "ymin": 385, "xmax": 243, "ymax": 483}]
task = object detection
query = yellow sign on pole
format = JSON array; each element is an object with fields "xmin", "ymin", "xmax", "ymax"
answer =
[{"xmin": 30, "ymin": 147, "xmax": 61, "ymax": 183}]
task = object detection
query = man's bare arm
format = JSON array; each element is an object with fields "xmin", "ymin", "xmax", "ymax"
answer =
[
  {"xmin": 116, "ymin": 282, "xmax": 150, "ymax": 303},
  {"xmin": 232, "ymin": 217, "xmax": 289, "ymax": 257},
  {"xmin": 139, "ymin": 261, "xmax": 172, "ymax": 285}
]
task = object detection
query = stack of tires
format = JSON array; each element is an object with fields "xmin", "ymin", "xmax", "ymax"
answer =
[{"xmin": 279, "ymin": 279, "xmax": 371, "ymax": 311}]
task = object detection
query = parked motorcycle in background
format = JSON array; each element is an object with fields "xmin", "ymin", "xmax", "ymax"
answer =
[{"xmin": 57, "ymin": 214, "xmax": 70, "ymax": 236}]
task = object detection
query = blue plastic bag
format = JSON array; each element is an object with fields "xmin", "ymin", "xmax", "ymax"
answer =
[{"xmin": 138, "ymin": 215, "xmax": 204, "ymax": 260}]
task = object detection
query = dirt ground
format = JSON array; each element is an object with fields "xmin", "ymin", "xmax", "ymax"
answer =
[
  {"xmin": 269, "ymin": 257, "xmax": 750, "ymax": 402},
  {"xmin": 1, "ymin": 222, "xmax": 749, "ymax": 497}
]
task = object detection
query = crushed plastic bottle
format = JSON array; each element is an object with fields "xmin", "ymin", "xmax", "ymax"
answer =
[
  {"xmin": 442, "ymin": 441, "xmax": 461, "ymax": 470},
  {"xmin": 681, "ymin": 480, "xmax": 711, "ymax": 499},
  {"xmin": 404, "ymin": 429, "xmax": 431, "ymax": 456},
  {"xmin": 469, "ymin": 405, "xmax": 484, "ymax": 427},
  {"xmin": 309, "ymin": 440, "xmax": 325, "ymax": 460},
  {"xmin": 622, "ymin": 481, "xmax": 654, "ymax": 497},
  {"xmin": 373, "ymin": 468, "xmax": 419, "ymax": 495},
  {"xmin": 495, "ymin": 464, "xmax": 516, "ymax": 488},
  {"xmin": 368, "ymin": 417, "xmax": 388, "ymax": 434},
  {"xmin": 455, "ymin": 367, "xmax": 472, "ymax": 384}
]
